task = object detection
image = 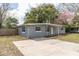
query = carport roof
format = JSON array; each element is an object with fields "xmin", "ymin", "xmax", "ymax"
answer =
[{"xmin": 18, "ymin": 23, "xmax": 64, "ymax": 27}]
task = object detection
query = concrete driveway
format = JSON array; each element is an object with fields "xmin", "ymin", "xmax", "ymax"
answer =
[{"xmin": 13, "ymin": 38, "xmax": 79, "ymax": 56}]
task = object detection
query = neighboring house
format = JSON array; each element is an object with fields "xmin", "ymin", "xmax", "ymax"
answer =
[{"xmin": 18, "ymin": 23, "xmax": 65, "ymax": 38}]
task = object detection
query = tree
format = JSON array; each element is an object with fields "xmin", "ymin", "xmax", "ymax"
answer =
[
  {"xmin": 72, "ymin": 8, "xmax": 79, "ymax": 26},
  {"xmin": 57, "ymin": 3, "xmax": 79, "ymax": 12},
  {"xmin": 24, "ymin": 3, "xmax": 58, "ymax": 24},
  {"xmin": 4, "ymin": 17, "xmax": 18, "ymax": 28},
  {"xmin": 0, "ymin": 3, "xmax": 10, "ymax": 28},
  {"xmin": 57, "ymin": 11, "xmax": 74, "ymax": 25}
]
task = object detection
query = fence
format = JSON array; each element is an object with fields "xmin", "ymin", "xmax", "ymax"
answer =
[{"xmin": 0, "ymin": 28, "xmax": 18, "ymax": 36}]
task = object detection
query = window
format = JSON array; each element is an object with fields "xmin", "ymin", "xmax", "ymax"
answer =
[
  {"xmin": 22, "ymin": 26, "xmax": 25, "ymax": 32},
  {"xmin": 61, "ymin": 27, "xmax": 64, "ymax": 30},
  {"xmin": 35, "ymin": 26, "xmax": 41, "ymax": 31}
]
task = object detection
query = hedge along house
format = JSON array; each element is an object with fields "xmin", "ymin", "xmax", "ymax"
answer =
[
  {"xmin": 66, "ymin": 26, "xmax": 79, "ymax": 33},
  {"xmin": 18, "ymin": 23, "xmax": 65, "ymax": 38}
]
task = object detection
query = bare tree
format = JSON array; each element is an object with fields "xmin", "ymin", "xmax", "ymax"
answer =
[
  {"xmin": 0, "ymin": 3, "xmax": 10, "ymax": 28},
  {"xmin": 57, "ymin": 3, "xmax": 79, "ymax": 12}
]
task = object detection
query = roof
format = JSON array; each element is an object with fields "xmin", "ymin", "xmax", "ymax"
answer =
[{"xmin": 18, "ymin": 23, "xmax": 64, "ymax": 27}]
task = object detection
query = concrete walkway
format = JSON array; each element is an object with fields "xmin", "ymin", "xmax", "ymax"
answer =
[{"xmin": 13, "ymin": 38, "xmax": 79, "ymax": 56}]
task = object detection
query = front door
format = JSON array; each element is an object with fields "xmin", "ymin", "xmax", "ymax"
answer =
[{"xmin": 51, "ymin": 27, "xmax": 53, "ymax": 35}]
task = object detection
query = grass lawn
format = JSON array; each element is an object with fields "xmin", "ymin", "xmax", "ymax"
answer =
[
  {"xmin": 50, "ymin": 33, "xmax": 79, "ymax": 43},
  {"xmin": 0, "ymin": 36, "xmax": 25, "ymax": 56}
]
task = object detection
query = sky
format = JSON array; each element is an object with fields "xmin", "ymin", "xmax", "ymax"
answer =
[
  {"xmin": 0, "ymin": 0, "xmax": 79, "ymax": 24},
  {"xmin": 8, "ymin": 0, "xmax": 59, "ymax": 25},
  {"xmin": 9, "ymin": 3, "xmax": 18, "ymax": 10},
  {"xmin": 7, "ymin": 0, "xmax": 79, "ymax": 25}
]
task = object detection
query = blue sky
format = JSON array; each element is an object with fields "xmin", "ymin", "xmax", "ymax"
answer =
[{"xmin": 9, "ymin": 3, "xmax": 18, "ymax": 10}]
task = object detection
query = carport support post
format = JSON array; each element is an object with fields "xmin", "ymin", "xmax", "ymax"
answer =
[
  {"xmin": 27, "ymin": 27, "xmax": 30, "ymax": 39},
  {"xmin": 58, "ymin": 27, "xmax": 59, "ymax": 36}
]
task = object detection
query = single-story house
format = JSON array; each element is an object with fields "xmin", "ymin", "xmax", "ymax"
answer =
[{"xmin": 18, "ymin": 23, "xmax": 65, "ymax": 38}]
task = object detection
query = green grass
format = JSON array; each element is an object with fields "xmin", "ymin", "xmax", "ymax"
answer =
[
  {"xmin": 0, "ymin": 36, "xmax": 25, "ymax": 56},
  {"xmin": 50, "ymin": 33, "xmax": 79, "ymax": 43}
]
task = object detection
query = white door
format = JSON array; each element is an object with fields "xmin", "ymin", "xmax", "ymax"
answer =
[{"xmin": 51, "ymin": 27, "xmax": 53, "ymax": 35}]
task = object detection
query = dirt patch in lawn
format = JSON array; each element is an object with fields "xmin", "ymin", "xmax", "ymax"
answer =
[{"xmin": 0, "ymin": 36, "xmax": 25, "ymax": 56}]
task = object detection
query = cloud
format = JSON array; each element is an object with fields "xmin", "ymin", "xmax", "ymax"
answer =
[{"xmin": 9, "ymin": 2, "xmax": 27, "ymax": 24}]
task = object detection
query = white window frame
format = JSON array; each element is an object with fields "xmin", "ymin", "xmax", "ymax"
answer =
[
  {"xmin": 22, "ymin": 26, "xmax": 25, "ymax": 33},
  {"xmin": 35, "ymin": 26, "xmax": 42, "ymax": 32}
]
